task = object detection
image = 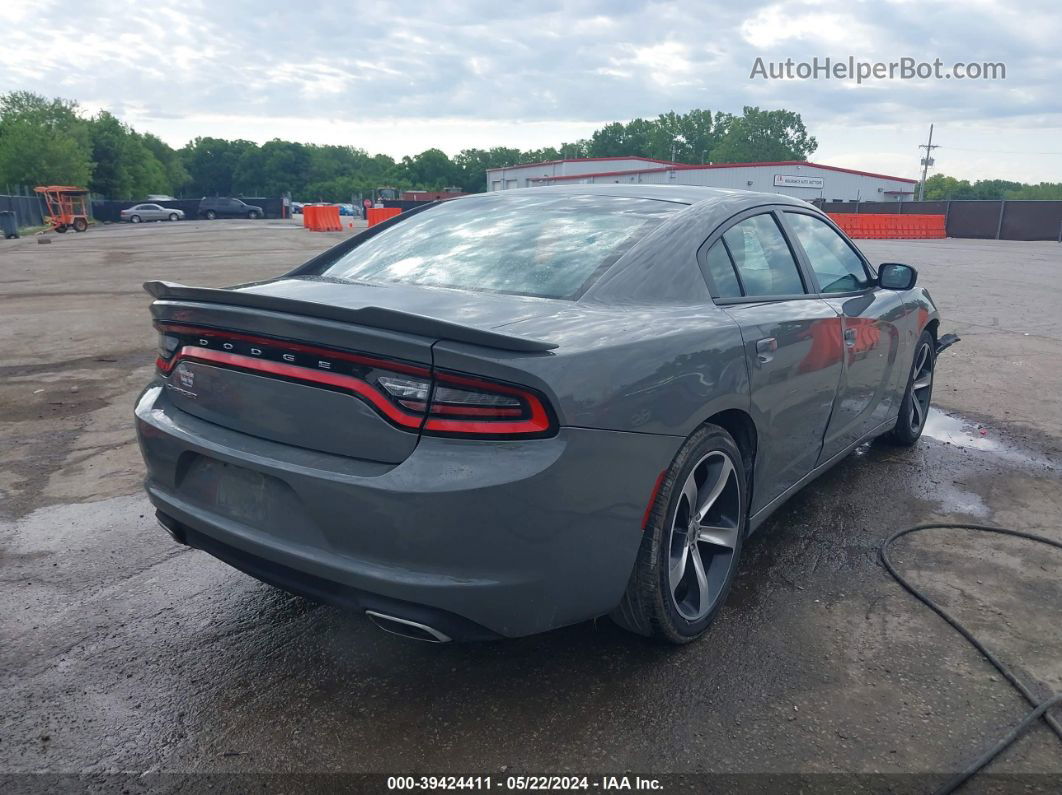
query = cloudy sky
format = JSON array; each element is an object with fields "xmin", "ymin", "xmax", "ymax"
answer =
[{"xmin": 3, "ymin": 0, "xmax": 1061, "ymax": 182}]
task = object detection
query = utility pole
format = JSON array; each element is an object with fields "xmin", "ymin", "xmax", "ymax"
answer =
[{"xmin": 918, "ymin": 124, "xmax": 939, "ymax": 202}]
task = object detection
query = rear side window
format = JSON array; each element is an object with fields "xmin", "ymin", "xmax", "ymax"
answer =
[
  {"xmin": 317, "ymin": 194, "xmax": 681, "ymax": 299},
  {"xmin": 721, "ymin": 214, "xmax": 805, "ymax": 297},
  {"xmin": 705, "ymin": 241, "xmax": 742, "ymax": 298},
  {"xmin": 784, "ymin": 212, "xmax": 871, "ymax": 293}
]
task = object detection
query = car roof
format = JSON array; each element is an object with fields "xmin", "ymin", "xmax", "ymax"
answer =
[{"xmin": 463, "ymin": 183, "xmax": 815, "ymax": 210}]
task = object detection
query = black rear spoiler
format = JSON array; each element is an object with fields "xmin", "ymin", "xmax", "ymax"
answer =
[{"xmin": 143, "ymin": 281, "xmax": 558, "ymax": 353}]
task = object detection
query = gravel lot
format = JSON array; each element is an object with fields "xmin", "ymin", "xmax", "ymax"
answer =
[{"xmin": 1, "ymin": 220, "xmax": 1060, "ymax": 789}]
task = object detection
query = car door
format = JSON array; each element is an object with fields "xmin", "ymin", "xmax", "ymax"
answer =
[
  {"xmin": 699, "ymin": 209, "xmax": 845, "ymax": 515},
  {"xmin": 143, "ymin": 204, "xmax": 163, "ymax": 221},
  {"xmin": 779, "ymin": 210, "xmax": 904, "ymax": 461}
]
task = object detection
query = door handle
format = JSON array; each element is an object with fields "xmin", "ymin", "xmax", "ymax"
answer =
[
  {"xmin": 843, "ymin": 327, "xmax": 857, "ymax": 347},
  {"xmin": 755, "ymin": 337, "xmax": 777, "ymax": 365}
]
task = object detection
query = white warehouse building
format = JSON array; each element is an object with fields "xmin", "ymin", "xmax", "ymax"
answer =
[{"xmin": 486, "ymin": 156, "xmax": 916, "ymax": 203}]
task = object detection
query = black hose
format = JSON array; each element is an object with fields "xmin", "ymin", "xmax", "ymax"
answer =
[{"xmin": 880, "ymin": 523, "xmax": 1062, "ymax": 794}]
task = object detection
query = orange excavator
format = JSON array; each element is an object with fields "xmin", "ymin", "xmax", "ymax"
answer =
[{"xmin": 34, "ymin": 186, "xmax": 90, "ymax": 233}]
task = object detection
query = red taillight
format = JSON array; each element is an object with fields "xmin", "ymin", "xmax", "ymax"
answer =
[
  {"xmin": 154, "ymin": 324, "xmax": 556, "ymax": 438},
  {"xmin": 423, "ymin": 371, "xmax": 553, "ymax": 437}
]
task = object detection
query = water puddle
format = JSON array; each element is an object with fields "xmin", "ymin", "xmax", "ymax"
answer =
[
  {"xmin": 922, "ymin": 408, "xmax": 1056, "ymax": 470},
  {"xmin": 923, "ymin": 410, "xmax": 999, "ymax": 451}
]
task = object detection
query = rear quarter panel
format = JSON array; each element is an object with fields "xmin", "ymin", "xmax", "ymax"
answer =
[{"xmin": 432, "ymin": 305, "xmax": 750, "ymax": 438}]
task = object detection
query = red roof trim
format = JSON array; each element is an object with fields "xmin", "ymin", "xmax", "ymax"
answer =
[
  {"xmin": 506, "ymin": 159, "xmax": 917, "ymax": 185},
  {"xmin": 486, "ymin": 155, "xmax": 683, "ymax": 172}
]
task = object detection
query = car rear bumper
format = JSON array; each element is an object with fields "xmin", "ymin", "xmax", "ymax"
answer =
[{"xmin": 134, "ymin": 384, "xmax": 680, "ymax": 638}]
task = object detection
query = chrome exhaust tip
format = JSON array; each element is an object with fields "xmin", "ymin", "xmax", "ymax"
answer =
[{"xmin": 365, "ymin": 610, "xmax": 452, "ymax": 643}]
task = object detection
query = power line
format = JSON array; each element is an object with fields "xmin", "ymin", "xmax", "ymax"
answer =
[{"xmin": 942, "ymin": 146, "xmax": 1062, "ymax": 156}]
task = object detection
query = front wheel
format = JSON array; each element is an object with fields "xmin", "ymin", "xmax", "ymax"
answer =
[
  {"xmin": 204, "ymin": 210, "xmax": 216, "ymax": 220},
  {"xmin": 247, "ymin": 210, "xmax": 260, "ymax": 219},
  {"xmin": 55, "ymin": 224, "xmax": 68, "ymax": 233},
  {"xmin": 889, "ymin": 330, "xmax": 935, "ymax": 446},
  {"xmin": 611, "ymin": 424, "xmax": 747, "ymax": 644},
  {"xmin": 72, "ymin": 218, "xmax": 88, "ymax": 232},
  {"xmin": 168, "ymin": 213, "xmax": 179, "ymax": 222}
]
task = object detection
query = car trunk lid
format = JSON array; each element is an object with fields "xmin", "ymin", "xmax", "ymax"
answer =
[{"xmin": 147, "ymin": 278, "xmax": 558, "ymax": 464}]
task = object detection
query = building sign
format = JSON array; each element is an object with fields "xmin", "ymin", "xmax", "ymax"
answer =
[{"xmin": 774, "ymin": 174, "xmax": 824, "ymax": 189}]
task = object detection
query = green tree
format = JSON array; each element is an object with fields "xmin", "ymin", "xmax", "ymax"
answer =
[
  {"xmin": 588, "ymin": 121, "xmax": 645, "ymax": 158},
  {"xmin": 710, "ymin": 106, "xmax": 817, "ymax": 163},
  {"xmin": 652, "ymin": 109, "xmax": 729, "ymax": 163},
  {"xmin": 87, "ymin": 111, "xmax": 136, "ymax": 197},
  {"xmin": 180, "ymin": 137, "xmax": 258, "ymax": 196},
  {"xmin": 1006, "ymin": 182, "xmax": 1062, "ymax": 200},
  {"xmin": 0, "ymin": 91, "xmax": 92, "ymax": 189},
  {"xmin": 398, "ymin": 148, "xmax": 459, "ymax": 190},
  {"xmin": 233, "ymin": 139, "xmax": 311, "ymax": 196},
  {"xmin": 971, "ymin": 178, "xmax": 1023, "ymax": 199},
  {"xmin": 141, "ymin": 132, "xmax": 189, "ymax": 194},
  {"xmin": 453, "ymin": 147, "xmax": 523, "ymax": 192},
  {"xmin": 86, "ymin": 111, "xmax": 176, "ymax": 198},
  {"xmin": 922, "ymin": 174, "xmax": 974, "ymax": 199}
]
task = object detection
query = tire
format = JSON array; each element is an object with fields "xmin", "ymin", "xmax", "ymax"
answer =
[
  {"xmin": 73, "ymin": 218, "xmax": 88, "ymax": 232},
  {"xmin": 889, "ymin": 330, "xmax": 935, "ymax": 446},
  {"xmin": 611, "ymin": 424, "xmax": 747, "ymax": 644},
  {"xmin": 247, "ymin": 210, "xmax": 260, "ymax": 220},
  {"xmin": 129, "ymin": 215, "xmax": 141, "ymax": 224},
  {"xmin": 55, "ymin": 225, "xmax": 67, "ymax": 233},
  {"xmin": 168, "ymin": 213, "xmax": 179, "ymax": 222},
  {"xmin": 205, "ymin": 210, "xmax": 216, "ymax": 220}
]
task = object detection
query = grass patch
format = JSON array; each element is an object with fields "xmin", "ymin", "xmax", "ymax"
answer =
[{"xmin": 16, "ymin": 224, "xmax": 51, "ymax": 236}]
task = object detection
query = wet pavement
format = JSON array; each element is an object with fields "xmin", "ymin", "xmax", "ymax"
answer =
[{"xmin": 1, "ymin": 225, "xmax": 1060, "ymax": 786}]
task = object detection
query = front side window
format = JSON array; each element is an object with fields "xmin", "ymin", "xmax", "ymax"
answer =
[
  {"xmin": 316, "ymin": 194, "xmax": 681, "ymax": 299},
  {"xmin": 785, "ymin": 212, "xmax": 871, "ymax": 293},
  {"xmin": 721, "ymin": 214, "xmax": 805, "ymax": 297}
]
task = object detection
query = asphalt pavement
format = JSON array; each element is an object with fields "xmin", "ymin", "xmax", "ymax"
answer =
[{"xmin": 1, "ymin": 222, "xmax": 1059, "ymax": 789}]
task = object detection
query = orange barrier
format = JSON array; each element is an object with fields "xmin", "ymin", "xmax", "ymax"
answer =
[
  {"xmin": 367, "ymin": 207, "xmax": 402, "ymax": 227},
  {"xmin": 303, "ymin": 205, "xmax": 342, "ymax": 232},
  {"xmin": 828, "ymin": 213, "xmax": 946, "ymax": 240}
]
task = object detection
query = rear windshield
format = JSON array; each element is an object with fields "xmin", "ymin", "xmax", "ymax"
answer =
[{"xmin": 316, "ymin": 193, "xmax": 681, "ymax": 299}]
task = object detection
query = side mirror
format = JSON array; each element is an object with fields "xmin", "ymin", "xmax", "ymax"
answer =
[{"xmin": 878, "ymin": 262, "xmax": 918, "ymax": 290}]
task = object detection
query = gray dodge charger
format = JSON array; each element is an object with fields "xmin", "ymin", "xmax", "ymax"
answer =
[{"xmin": 135, "ymin": 185, "xmax": 955, "ymax": 643}]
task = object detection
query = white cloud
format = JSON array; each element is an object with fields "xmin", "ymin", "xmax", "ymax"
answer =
[{"xmin": 0, "ymin": 0, "xmax": 1059, "ymax": 180}]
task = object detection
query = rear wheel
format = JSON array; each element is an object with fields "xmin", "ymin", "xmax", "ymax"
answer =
[
  {"xmin": 73, "ymin": 218, "xmax": 88, "ymax": 232},
  {"xmin": 55, "ymin": 224, "xmax": 68, "ymax": 233},
  {"xmin": 168, "ymin": 213, "xmax": 179, "ymax": 222},
  {"xmin": 205, "ymin": 210, "xmax": 216, "ymax": 220},
  {"xmin": 889, "ymin": 330, "xmax": 935, "ymax": 446},
  {"xmin": 129, "ymin": 215, "xmax": 141, "ymax": 224},
  {"xmin": 611, "ymin": 424, "xmax": 746, "ymax": 644}
]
